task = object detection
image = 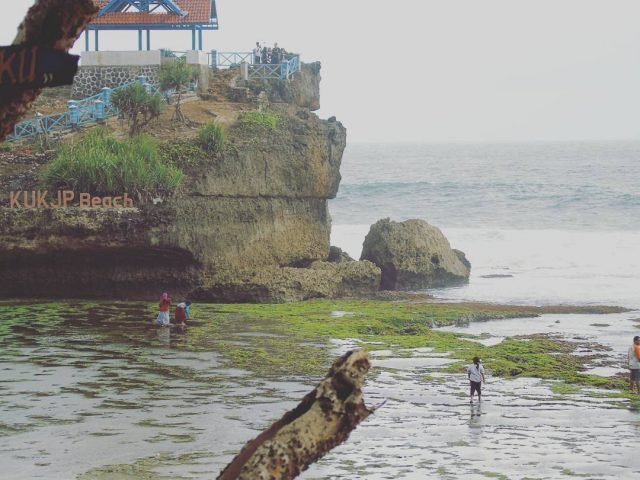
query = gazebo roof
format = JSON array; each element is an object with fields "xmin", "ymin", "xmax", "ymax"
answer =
[{"xmin": 90, "ymin": 0, "xmax": 217, "ymax": 27}]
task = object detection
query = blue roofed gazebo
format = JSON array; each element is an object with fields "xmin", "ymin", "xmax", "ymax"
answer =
[{"xmin": 86, "ymin": 0, "xmax": 219, "ymax": 51}]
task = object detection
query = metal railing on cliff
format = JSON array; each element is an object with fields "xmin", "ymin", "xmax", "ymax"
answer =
[
  {"xmin": 8, "ymin": 50, "xmax": 301, "ymax": 142},
  {"xmin": 7, "ymin": 76, "xmax": 192, "ymax": 142},
  {"xmin": 161, "ymin": 49, "xmax": 301, "ymax": 80}
]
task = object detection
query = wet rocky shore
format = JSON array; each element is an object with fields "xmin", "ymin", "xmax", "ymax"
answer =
[{"xmin": 1, "ymin": 299, "xmax": 638, "ymax": 479}]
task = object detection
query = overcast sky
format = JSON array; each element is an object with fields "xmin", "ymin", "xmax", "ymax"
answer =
[{"xmin": 3, "ymin": 0, "xmax": 640, "ymax": 143}]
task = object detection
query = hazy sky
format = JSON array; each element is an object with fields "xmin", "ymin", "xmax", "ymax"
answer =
[{"xmin": 3, "ymin": 0, "xmax": 640, "ymax": 143}]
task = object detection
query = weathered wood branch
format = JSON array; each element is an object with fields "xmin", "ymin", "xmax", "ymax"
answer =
[
  {"xmin": 0, "ymin": 0, "xmax": 97, "ymax": 141},
  {"xmin": 218, "ymin": 349, "xmax": 373, "ymax": 480}
]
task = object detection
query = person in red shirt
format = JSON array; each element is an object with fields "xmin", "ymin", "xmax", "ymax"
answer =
[
  {"xmin": 175, "ymin": 302, "xmax": 188, "ymax": 326},
  {"xmin": 156, "ymin": 292, "xmax": 171, "ymax": 326}
]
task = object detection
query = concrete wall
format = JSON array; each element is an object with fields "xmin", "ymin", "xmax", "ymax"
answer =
[
  {"xmin": 73, "ymin": 50, "xmax": 209, "ymax": 98},
  {"xmin": 81, "ymin": 50, "xmax": 162, "ymax": 66},
  {"xmin": 186, "ymin": 50, "xmax": 209, "ymax": 66}
]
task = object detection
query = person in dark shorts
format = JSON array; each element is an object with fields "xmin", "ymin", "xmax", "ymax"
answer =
[
  {"xmin": 467, "ymin": 356, "xmax": 486, "ymax": 403},
  {"xmin": 628, "ymin": 336, "xmax": 640, "ymax": 393}
]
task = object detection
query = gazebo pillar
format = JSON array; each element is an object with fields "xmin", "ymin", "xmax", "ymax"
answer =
[
  {"xmin": 147, "ymin": 30, "xmax": 151, "ymax": 50},
  {"xmin": 138, "ymin": 30, "xmax": 143, "ymax": 51},
  {"xmin": 85, "ymin": 30, "xmax": 90, "ymax": 51},
  {"xmin": 192, "ymin": 28, "xmax": 196, "ymax": 50},
  {"xmin": 198, "ymin": 29, "xmax": 203, "ymax": 50},
  {"xmin": 94, "ymin": 30, "xmax": 99, "ymax": 51}
]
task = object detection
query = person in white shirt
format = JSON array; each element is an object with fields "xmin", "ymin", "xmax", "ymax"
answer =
[
  {"xmin": 627, "ymin": 336, "xmax": 640, "ymax": 393},
  {"xmin": 467, "ymin": 356, "xmax": 486, "ymax": 403},
  {"xmin": 253, "ymin": 42, "xmax": 261, "ymax": 64}
]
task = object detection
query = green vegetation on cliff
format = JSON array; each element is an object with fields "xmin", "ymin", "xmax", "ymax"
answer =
[
  {"xmin": 43, "ymin": 129, "xmax": 183, "ymax": 196},
  {"xmin": 238, "ymin": 111, "xmax": 280, "ymax": 129},
  {"xmin": 196, "ymin": 121, "xmax": 226, "ymax": 153},
  {"xmin": 110, "ymin": 84, "xmax": 163, "ymax": 136}
]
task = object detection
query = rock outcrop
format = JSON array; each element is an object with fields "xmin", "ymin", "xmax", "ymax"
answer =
[
  {"xmin": 360, "ymin": 218, "xmax": 471, "ymax": 290},
  {"xmin": 327, "ymin": 246, "xmax": 355, "ymax": 264},
  {"xmin": 193, "ymin": 261, "xmax": 381, "ymax": 303},
  {"xmin": 244, "ymin": 62, "xmax": 321, "ymax": 111},
  {"xmin": 0, "ymin": 62, "xmax": 383, "ymax": 301}
]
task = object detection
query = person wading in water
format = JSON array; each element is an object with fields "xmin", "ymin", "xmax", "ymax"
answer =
[
  {"xmin": 467, "ymin": 356, "xmax": 486, "ymax": 403},
  {"xmin": 156, "ymin": 292, "xmax": 171, "ymax": 326}
]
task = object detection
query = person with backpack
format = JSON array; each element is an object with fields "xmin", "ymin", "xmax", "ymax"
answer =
[
  {"xmin": 156, "ymin": 292, "xmax": 171, "ymax": 326},
  {"xmin": 467, "ymin": 356, "xmax": 486, "ymax": 403}
]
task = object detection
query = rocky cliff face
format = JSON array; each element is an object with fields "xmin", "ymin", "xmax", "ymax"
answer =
[{"xmin": 0, "ymin": 63, "xmax": 373, "ymax": 301}]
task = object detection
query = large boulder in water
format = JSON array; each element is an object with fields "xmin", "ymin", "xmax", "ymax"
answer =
[{"xmin": 360, "ymin": 218, "xmax": 471, "ymax": 290}]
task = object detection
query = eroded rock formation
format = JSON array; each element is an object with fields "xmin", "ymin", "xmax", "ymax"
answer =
[{"xmin": 0, "ymin": 63, "xmax": 381, "ymax": 301}]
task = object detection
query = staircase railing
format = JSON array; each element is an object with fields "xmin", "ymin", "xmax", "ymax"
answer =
[{"xmin": 7, "ymin": 76, "xmax": 189, "ymax": 142}]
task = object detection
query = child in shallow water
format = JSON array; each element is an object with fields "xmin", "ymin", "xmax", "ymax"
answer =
[
  {"xmin": 174, "ymin": 300, "xmax": 192, "ymax": 326},
  {"xmin": 175, "ymin": 302, "xmax": 187, "ymax": 326},
  {"xmin": 156, "ymin": 292, "xmax": 171, "ymax": 326}
]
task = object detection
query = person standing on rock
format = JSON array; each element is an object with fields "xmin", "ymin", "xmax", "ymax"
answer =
[
  {"xmin": 271, "ymin": 43, "xmax": 281, "ymax": 64},
  {"xmin": 627, "ymin": 336, "xmax": 640, "ymax": 393},
  {"xmin": 253, "ymin": 42, "xmax": 261, "ymax": 64},
  {"xmin": 156, "ymin": 292, "xmax": 171, "ymax": 327},
  {"xmin": 468, "ymin": 356, "xmax": 486, "ymax": 403}
]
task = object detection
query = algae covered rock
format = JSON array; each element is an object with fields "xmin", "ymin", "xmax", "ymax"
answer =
[{"xmin": 360, "ymin": 218, "xmax": 470, "ymax": 290}]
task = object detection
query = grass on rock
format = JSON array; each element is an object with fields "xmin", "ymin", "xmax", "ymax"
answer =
[
  {"xmin": 42, "ymin": 129, "xmax": 183, "ymax": 197},
  {"xmin": 238, "ymin": 111, "xmax": 280, "ymax": 129}
]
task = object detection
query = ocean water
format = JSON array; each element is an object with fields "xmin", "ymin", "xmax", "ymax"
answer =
[{"xmin": 330, "ymin": 142, "xmax": 640, "ymax": 309}]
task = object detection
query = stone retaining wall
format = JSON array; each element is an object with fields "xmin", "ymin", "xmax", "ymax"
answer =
[{"xmin": 72, "ymin": 65, "xmax": 161, "ymax": 98}]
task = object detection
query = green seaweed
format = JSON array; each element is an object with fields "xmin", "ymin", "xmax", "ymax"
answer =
[{"xmin": 187, "ymin": 299, "xmax": 628, "ymax": 391}]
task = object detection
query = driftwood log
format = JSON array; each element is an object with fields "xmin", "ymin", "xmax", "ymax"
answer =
[
  {"xmin": 0, "ymin": 0, "xmax": 97, "ymax": 141},
  {"xmin": 218, "ymin": 349, "xmax": 374, "ymax": 480}
]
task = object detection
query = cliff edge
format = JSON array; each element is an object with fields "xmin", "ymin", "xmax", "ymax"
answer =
[{"xmin": 0, "ymin": 63, "xmax": 380, "ymax": 301}]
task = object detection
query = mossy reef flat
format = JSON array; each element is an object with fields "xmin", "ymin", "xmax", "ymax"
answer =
[
  {"xmin": 3, "ymin": 297, "xmax": 640, "ymax": 479},
  {"xmin": 199, "ymin": 299, "xmax": 630, "ymax": 391},
  {"xmin": 2, "ymin": 298, "xmax": 631, "ymax": 397}
]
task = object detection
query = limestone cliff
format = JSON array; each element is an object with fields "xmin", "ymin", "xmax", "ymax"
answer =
[{"xmin": 0, "ymin": 63, "xmax": 380, "ymax": 301}]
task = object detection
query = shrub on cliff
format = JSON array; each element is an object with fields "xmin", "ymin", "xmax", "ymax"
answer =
[
  {"xmin": 43, "ymin": 129, "xmax": 183, "ymax": 197},
  {"xmin": 196, "ymin": 121, "xmax": 226, "ymax": 153},
  {"xmin": 239, "ymin": 111, "xmax": 280, "ymax": 129},
  {"xmin": 111, "ymin": 83, "xmax": 163, "ymax": 135},
  {"xmin": 160, "ymin": 58, "xmax": 197, "ymax": 125},
  {"xmin": 161, "ymin": 138, "xmax": 207, "ymax": 169}
]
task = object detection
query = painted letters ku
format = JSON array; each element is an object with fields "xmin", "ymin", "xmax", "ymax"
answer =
[{"xmin": 0, "ymin": 45, "xmax": 79, "ymax": 90}]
